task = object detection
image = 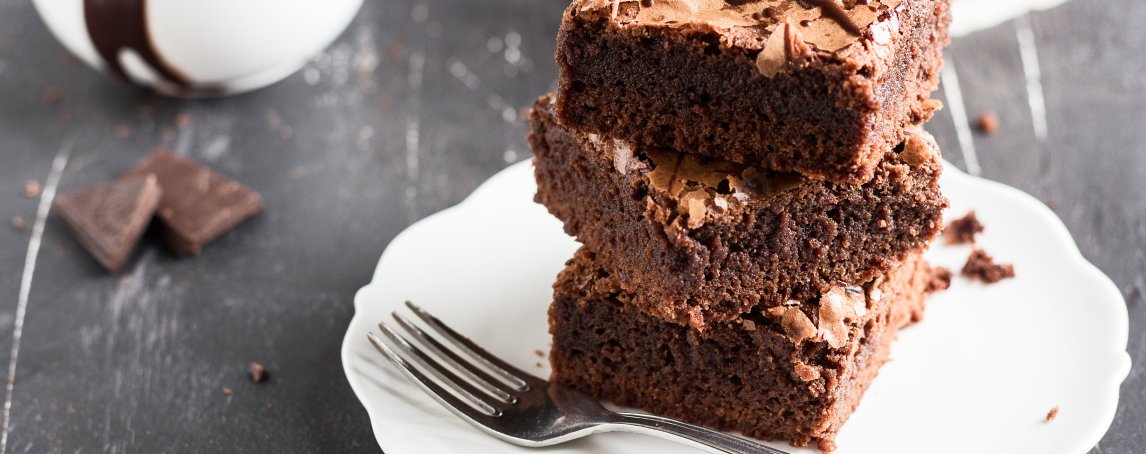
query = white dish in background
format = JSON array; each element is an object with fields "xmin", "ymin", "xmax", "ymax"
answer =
[
  {"xmin": 949, "ymin": 0, "xmax": 1072, "ymax": 37},
  {"xmin": 34, "ymin": 0, "xmax": 362, "ymax": 97},
  {"xmin": 341, "ymin": 160, "xmax": 1130, "ymax": 454}
]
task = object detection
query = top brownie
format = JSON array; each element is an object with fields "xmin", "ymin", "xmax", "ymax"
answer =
[{"xmin": 555, "ymin": 0, "xmax": 950, "ymax": 183}]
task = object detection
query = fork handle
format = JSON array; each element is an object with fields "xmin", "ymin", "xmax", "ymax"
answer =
[{"xmin": 607, "ymin": 412, "xmax": 789, "ymax": 454}]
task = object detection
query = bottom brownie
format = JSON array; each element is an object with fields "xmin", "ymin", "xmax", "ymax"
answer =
[{"xmin": 549, "ymin": 247, "xmax": 942, "ymax": 451}]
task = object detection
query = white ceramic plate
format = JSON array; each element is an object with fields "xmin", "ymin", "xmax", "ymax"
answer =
[{"xmin": 341, "ymin": 161, "xmax": 1131, "ymax": 454}]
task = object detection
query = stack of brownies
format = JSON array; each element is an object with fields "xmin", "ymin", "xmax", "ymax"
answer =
[{"xmin": 527, "ymin": 0, "xmax": 951, "ymax": 450}]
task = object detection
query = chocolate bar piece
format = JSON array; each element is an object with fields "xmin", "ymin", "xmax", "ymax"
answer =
[
  {"xmin": 124, "ymin": 150, "xmax": 263, "ymax": 256},
  {"xmin": 54, "ymin": 174, "xmax": 162, "ymax": 272}
]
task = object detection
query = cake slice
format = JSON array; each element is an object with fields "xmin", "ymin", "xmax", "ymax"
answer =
[
  {"xmin": 549, "ymin": 247, "xmax": 944, "ymax": 451},
  {"xmin": 530, "ymin": 95, "xmax": 945, "ymax": 330},
  {"xmin": 555, "ymin": 0, "xmax": 950, "ymax": 183}
]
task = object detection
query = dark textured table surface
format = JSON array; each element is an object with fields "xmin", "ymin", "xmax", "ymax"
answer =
[{"xmin": 0, "ymin": 0, "xmax": 1142, "ymax": 452}]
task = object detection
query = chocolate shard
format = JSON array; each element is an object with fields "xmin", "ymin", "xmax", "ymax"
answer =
[
  {"xmin": 124, "ymin": 150, "xmax": 263, "ymax": 256},
  {"xmin": 54, "ymin": 174, "xmax": 162, "ymax": 273}
]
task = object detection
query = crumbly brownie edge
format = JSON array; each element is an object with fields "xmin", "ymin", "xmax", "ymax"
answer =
[
  {"xmin": 548, "ymin": 248, "xmax": 938, "ymax": 450},
  {"xmin": 869, "ymin": 0, "xmax": 951, "ymax": 169},
  {"xmin": 530, "ymin": 96, "xmax": 946, "ymax": 329},
  {"xmin": 554, "ymin": 0, "xmax": 950, "ymax": 184}
]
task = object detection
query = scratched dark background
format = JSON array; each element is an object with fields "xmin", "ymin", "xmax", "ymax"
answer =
[{"xmin": 0, "ymin": 0, "xmax": 1142, "ymax": 452}]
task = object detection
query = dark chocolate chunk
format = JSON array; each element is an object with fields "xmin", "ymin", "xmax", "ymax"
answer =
[
  {"xmin": 124, "ymin": 150, "xmax": 263, "ymax": 256},
  {"xmin": 53, "ymin": 174, "xmax": 162, "ymax": 272},
  {"xmin": 943, "ymin": 211, "xmax": 984, "ymax": 244},
  {"xmin": 961, "ymin": 248, "xmax": 1015, "ymax": 283}
]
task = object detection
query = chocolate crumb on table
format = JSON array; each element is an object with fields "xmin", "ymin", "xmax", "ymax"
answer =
[
  {"xmin": 976, "ymin": 111, "xmax": 998, "ymax": 134},
  {"xmin": 174, "ymin": 112, "xmax": 192, "ymax": 128},
  {"xmin": 944, "ymin": 211, "xmax": 984, "ymax": 244},
  {"xmin": 248, "ymin": 362, "xmax": 267, "ymax": 384},
  {"xmin": 961, "ymin": 249, "xmax": 1015, "ymax": 283},
  {"xmin": 10, "ymin": 215, "xmax": 27, "ymax": 231},
  {"xmin": 223, "ymin": 387, "xmax": 233, "ymax": 397},
  {"xmin": 534, "ymin": 349, "xmax": 544, "ymax": 357},
  {"xmin": 1046, "ymin": 405, "xmax": 1059, "ymax": 422},
  {"xmin": 41, "ymin": 86, "xmax": 61, "ymax": 104},
  {"xmin": 23, "ymin": 179, "xmax": 41, "ymax": 198}
]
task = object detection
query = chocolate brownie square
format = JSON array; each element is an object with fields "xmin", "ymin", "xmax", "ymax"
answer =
[
  {"xmin": 554, "ymin": 0, "xmax": 950, "ymax": 183},
  {"xmin": 530, "ymin": 95, "xmax": 945, "ymax": 329},
  {"xmin": 549, "ymin": 247, "xmax": 939, "ymax": 451}
]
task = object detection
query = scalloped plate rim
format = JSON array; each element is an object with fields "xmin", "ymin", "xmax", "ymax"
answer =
[{"xmin": 341, "ymin": 160, "xmax": 1131, "ymax": 454}]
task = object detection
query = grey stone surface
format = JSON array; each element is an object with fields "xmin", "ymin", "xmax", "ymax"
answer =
[{"xmin": 0, "ymin": 0, "xmax": 1140, "ymax": 452}]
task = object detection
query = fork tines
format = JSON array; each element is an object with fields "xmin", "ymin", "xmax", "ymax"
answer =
[{"xmin": 368, "ymin": 301, "xmax": 537, "ymax": 420}]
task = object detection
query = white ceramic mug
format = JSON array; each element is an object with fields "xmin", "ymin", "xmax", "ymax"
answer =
[{"xmin": 34, "ymin": 0, "xmax": 364, "ymax": 97}]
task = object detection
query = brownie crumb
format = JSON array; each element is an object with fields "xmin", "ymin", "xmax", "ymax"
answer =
[
  {"xmin": 534, "ymin": 349, "xmax": 545, "ymax": 358},
  {"xmin": 223, "ymin": 387, "xmax": 233, "ymax": 396},
  {"xmin": 976, "ymin": 112, "xmax": 998, "ymax": 134},
  {"xmin": 249, "ymin": 362, "xmax": 267, "ymax": 384},
  {"xmin": 943, "ymin": 211, "xmax": 984, "ymax": 244},
  {"xmin": 961, "ymin": 249, "xmax": 1015, "ymax": 283},
  {"xmin": 927, "ymin": 267, "xmax": 953, "ymax": 292},
  {"xmin": 23, "ymin": 179, "xmax": 41, "ymax": 198},
  {"xmin": 10, "ymin": 216, "xmax": 27, "ymax": 231},
  {"xmin": 175, "ymin": 112, "xmax": 192, "ymax": 128},
  {"xmin": 41, "ymin": 87, "xmax": 61, "ymax": 105},
  {"xmin": 1045, "ymin": 405, "xmax": 1059, "ymax": 421},
  {"xmin": 536, "ymin": 362, "xmax": 544, "ymax": 368}
]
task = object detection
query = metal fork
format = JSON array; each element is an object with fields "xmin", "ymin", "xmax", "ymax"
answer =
[{"xmin": 367, "ymin": 301, "xmax": 787, "ymax": 454}]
